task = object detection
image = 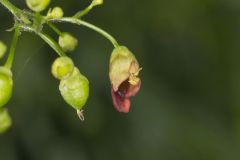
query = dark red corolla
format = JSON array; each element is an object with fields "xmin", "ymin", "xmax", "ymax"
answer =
[{"xmin": 109, "ymin": 46, "xmax": 141, "ymax": 113}]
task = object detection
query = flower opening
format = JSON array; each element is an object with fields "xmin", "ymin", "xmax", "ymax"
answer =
[{"xmin": 109, "ymin": 46, "xmax": 141, "ymax": 113}]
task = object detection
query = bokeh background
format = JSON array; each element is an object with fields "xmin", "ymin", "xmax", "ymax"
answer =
[{"xmin": 1, "ymin": 0, "xmax": 240, "ymax": 159}]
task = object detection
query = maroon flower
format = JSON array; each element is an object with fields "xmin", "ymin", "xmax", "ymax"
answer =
[{"xmin": 109, "ymin": 46, "xmax": 141, "ymax": 113}]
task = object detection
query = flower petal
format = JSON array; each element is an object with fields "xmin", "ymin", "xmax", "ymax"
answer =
[
  {"xmin": 111, "ymin": 79, "xmax": 141, "ymax": 113},
  {"xmin": 111, "ymin": 88, "xmax": 131, "ymax": 113}
]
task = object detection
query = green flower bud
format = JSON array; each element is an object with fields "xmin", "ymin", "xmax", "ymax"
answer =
[
  {"xmin": 47, "ymin": 7, "xmax": 64, "ymax": 19},
  {"xmin": 0, "ymin": 41, "xmax": 7, "ymax": 59},
  {"xmin": 92, "ymin": 0, "xmax": 103, "ymax": 6},
  {"xmin": 0, "ymin": 109, "xmax": 12, "ymax": 134},
  {"xmin": 0, "ymin": 67, "xmax": 13, "ymax": 108},
  {"xmin": 51, "ymin": 56, "xmax": 74, "ymax": 80},
  {"xmin": 26, "ymin": 0, "xmax": 51, "ymax": 12},
  {"xmin": 59, "ymin": 67, "xmax": 89, "ymax": 111},
  {"xmin": 58, "ymin": 32, "xmax": 78, "ymax": 52}
]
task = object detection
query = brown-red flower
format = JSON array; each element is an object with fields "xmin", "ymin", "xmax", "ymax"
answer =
[{"xmin": 109, "ymin": 46, "xmax": 141, "ymax": 113}]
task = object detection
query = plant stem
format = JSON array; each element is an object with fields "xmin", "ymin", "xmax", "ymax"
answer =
[
  {"xmin": 38, "ymin": 32, "xmax": 66, "ymax": 57},
  {"xmin": 0, "ymin": 0, "xmax": 20, "ymax": 17},
  {"xmin": 47, "ymin": 22, "xmax": 62, "ymax": 36},
  {"xmin": 0, "ymin": 0, "xmax": 31, "ymax": 24},
  {"xmin": 0, "ymin": 0, "xmax": 120, "ymax": 50},
  {"xmin": 19, "ymin": 25, "xmax": 66, "ymax": 57},
  {"xmin": 74, "ymin": 4, "xmax": 93, "ymax": 19},
  {"xmin": 5, "ymin": 23, "xmax": 20, "ymax": 69},
  {"xmin": 50, "ymin": 17, "xmax": 120, "ymax": 48}
]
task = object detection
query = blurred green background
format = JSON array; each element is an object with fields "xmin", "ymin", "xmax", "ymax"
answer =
[{"xmin": 1, "ymin": 0, "xmax": 240, "ymax": 159}]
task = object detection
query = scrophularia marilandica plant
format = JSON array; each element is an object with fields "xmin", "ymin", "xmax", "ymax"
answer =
[{"xmin": 0, "ymin": 0, "xmax": 142, "ymax": 133}]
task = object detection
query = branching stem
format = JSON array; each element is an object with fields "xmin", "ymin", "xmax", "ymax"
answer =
[
  {"xmin": 0, "ymin": 0, "xmax": 120, "ymax": 56},
  {"xmin": 49, "ymin": 17, "xmax": 119, "ymax": 48},
  {"xmin": 47, "ymin": 22, "xmax": 62, "ymax": 36},
  {"xmin": 5, "ymin": 23, "xmax": 19, "ymax": 69}
]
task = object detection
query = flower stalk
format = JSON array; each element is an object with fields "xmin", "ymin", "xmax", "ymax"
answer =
[
  {"xmin": 49, "ymin": 17, "xmax": 119, "ymax": 48},
  {"xmin": 5, "ymin": 23, "xmax": 20, "ymax": 69}
]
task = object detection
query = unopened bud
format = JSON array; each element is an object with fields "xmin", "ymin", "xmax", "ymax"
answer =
[
  {"xmin": 58, "ymin": 32, "xmax": 78, "ymax": 52},
  {"xmin": 51, "ymin": 56, "xmax": 74, "ymax": 80},
  {"xmin": 92, "ymin": 0, "xmax": 103, "ymax": 6},
  {"xmin": 47, "ymin": 7, "xmax": 64, "ymax": 19},
  {"xmin": 26, "ymin": 0, "xmax": 51, "ymax": 12}
]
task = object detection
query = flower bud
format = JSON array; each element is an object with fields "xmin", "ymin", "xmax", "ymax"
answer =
[
  {"xmin": 59, "ymin": 67, "xmax": 89, "ymax": 111},
  {"xmin": 0, "ymin": 109, "xmax": 12, "ymax": 134},
  {"xmin": 0, "ymin": 67, "xmax": 13, "ymax": 108},
  {"xmin": 0, "ymin": 41, "xmax": 7, "ymax": 59},
  {"xmin": 92, "ymin": 0, "xmax": 103, "ymax": 6},
  {"xmin": 58, "ymin": 32, "xmax": 78, "ymax": 52},
  {"xmin": 109, "ymin": 46, "xmax": 141, "ymax": 113},
  {"xmin": 47, "ymin": 7, "xmax": 64, "ymax": 19},
  {"xmin": 51, "ymin": 56, "xmax": 74, "ymax": 80},
  {"xmin": 26, "ymin": 0, "xmax": 51, "ymax": 12}
]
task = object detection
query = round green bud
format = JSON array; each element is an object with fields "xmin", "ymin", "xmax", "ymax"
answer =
[
  {"xmin": 59, "ymin": 67, "xmax": 89, "ymax": 110},
  {"xmin": 0, "ymin": 109, "xmax": 12, "ymax": 134},
  {"xmin": 0, "ymin": 41, "xmax": 7, "ymax": 59},
  {"xmin": 47, "ymin": 7, "xmax": 64, "ymax": 19},
  {"xmin": 0, "ymin": 67, "xmax": 13, "ymax": 108},
  {"xmin": 26, "ymin": 0, "xmax": 51, "ymax": 12},
  {"xmin": 58, "ymin": 32, "xmax": 78, "ymax": 52},
  {"xmin": 51, "ymin": 56, "xmax": 74, "ymax": 80},
  {"xmin": 92, "ymin": 0, "xmax": 103, "ymax": 6}
]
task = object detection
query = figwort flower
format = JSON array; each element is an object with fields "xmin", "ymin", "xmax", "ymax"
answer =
[{"xmin": 109, "ymin": 46, "xmax": 141, "ymax": 113}]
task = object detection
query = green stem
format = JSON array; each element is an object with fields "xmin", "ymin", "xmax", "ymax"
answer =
[
  {"xmin": 50, "ymin": 17, "xmax": 120, "ymax": 48},
  {"xmin": 73, "ymin": 0, "xmax": 103, "ymax": 19},
  {"xmin": 0, "ymin": 0, "xmax": 20, "ymax": 17},
  {"xmin": 38, "ymin": 32, "xmax": 66, "ymax": 57},
  {"xmin": 47, "ymin": 22, "xmax": 62, "ymax": 36},
  {"xmin": 18, "ymin": 25, "xmax": 66, "ymax": 57},
  {"xmin": 74, "ymin": 5, "xmax": 93, "ymax": 19},
  {"xmin": 0, "ymin": 0, "xmax": 31, "ymax": 24},
  {"xmin": 5, "ymin": 23, "xmax": 20, "ymax": 69}
]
